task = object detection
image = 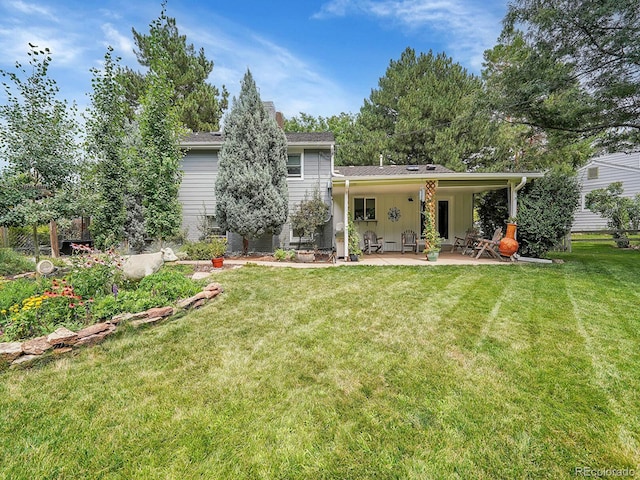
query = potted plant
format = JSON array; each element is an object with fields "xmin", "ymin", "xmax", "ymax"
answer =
[
  {"xmin": 209, "ymin": 236, "xmax": 228, "ymax": 268},
  {"xmin": 347, "ymin": 218, "xmax": 362, "ymax": 261},
  {"xmin": 423, "ymin": 207, "xmax": 442, "ymax": 261}
]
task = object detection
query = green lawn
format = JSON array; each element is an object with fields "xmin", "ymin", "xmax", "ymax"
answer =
[{"xmin": 0, "ymin": 244, "xmax": 638, "ymax": 479}]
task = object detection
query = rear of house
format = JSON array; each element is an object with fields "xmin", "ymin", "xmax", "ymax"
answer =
[
  {"xmin": 573, "ymin": 152, "xmax": 640, "ymax": 232},
  {"xmin": 179, "ymin": 131, "xmax": 335, "ymax": 252}
]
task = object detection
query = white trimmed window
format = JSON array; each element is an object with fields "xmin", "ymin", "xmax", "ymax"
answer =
[
  {"xmin": 287, "ymin": 154, "xmax": 302, "ymax": 178},
  {"xmin": 354, "ymin": 197, "xmax": 376, "ymax": 220},
  {"xmin": 587, "ymin": 167, "xmax": 599, "ymax": 180}
]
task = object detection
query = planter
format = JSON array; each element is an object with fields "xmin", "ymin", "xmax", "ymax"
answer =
[
  {"xmin": 211, "ymin": 257, "xmax": 224, "ymax": 268},
  {"xmin": 296, "ymin": 251, "xmax": 315, "ymax": 263},
  {"xmin": 499, "ymin": 223, "xmax": 519, "ymax": 257},
  {"xmin": 349, "ymin": 253, "xmax": 359, "ymax": 262},
  {"xmin": 426, "ymin": 251, "xmax": 440, "ymax": 262}
]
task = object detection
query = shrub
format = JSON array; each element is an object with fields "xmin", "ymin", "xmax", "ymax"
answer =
[
  {"xmin": 517, "ymin": 171, "xmax": 580, "ymax": 257},
  {"xmin": 585, "ymin": 182, "xmax": 640, "ymax": 247},
  {"xmin": 91, "ymin": 269, "xmax": 202, "ymax": 320},
  {"xmin": 476, "ymin": 189, "xmax": 509, "ymax": 237},
  {"xmin": 182, "ymin": 241, "xmax": 218, "ymax": 260},
  {"xmin": 0, "ymin": 248, "xmax": 35, "ymax": 276}
]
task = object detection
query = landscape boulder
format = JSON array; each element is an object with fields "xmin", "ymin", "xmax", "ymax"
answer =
[{"xmin": 122, "ymin": 248, "xmax": 178, "ymax": 281}]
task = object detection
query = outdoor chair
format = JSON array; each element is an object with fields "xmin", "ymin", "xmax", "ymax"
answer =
[
  {"xmin": 474, "ymin": 227, "xmax": 503, "ymax": 260},
  {"xmin": 363, "ymin": 230, "xmax": 383, "ymax": 254},
  {"xmin": 451, "ymin": 228, "xmax": 479, "ymax": 255},
  {"xmin": 401, "ymin": 230, "xmax": 418, "ymax": 254}
]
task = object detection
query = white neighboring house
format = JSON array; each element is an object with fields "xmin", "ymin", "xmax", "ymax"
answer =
[{"xmin": 573, "ymin": 152, "xmax": 640, "ymax": 232}]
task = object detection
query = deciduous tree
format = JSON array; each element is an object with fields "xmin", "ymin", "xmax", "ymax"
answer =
[
  {"xmin": 85, "ymin": 47, "xmax": 130, "ymax": 250},
  {"xmin": 0, "ymin": 45, "xmax": 79, "ymax": 260},
  {"xmin": 493, "ymin": 0, "xmax": 640, "ymax": 151}
]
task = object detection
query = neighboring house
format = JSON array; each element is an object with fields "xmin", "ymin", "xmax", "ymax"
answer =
[
  {"xmin": 179, "ymin": 131, "xmax": 335, "ymax": 252},
  {"xmin": 331, "ymin": 164, "xmax": 543, "ymax": 257},
  {"xmin": 573, "ymin": 152, "xmax": 640, "ymax": 232}
]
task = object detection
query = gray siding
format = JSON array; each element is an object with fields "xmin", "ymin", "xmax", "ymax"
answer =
[
  {"xmin": 178, "ymin": 150, "xmax": 218, "ymax": 241},
  {"xmin": 573, "ymin": 152, "xmax": 640, "ymax": 231},
  {"xmin": 281, "ymin": 149, "xmax": 333, "ymax": 250},
  {"xmin": 179, "ymin": 147, "xmax": 333, "ymax": 251}
]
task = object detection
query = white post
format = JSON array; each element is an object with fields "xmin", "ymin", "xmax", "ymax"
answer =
[{"xmin": 344, "ymin": 180, "xmax": 349, "ymax": 259}]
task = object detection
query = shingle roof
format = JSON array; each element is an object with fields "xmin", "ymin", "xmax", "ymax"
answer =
[
  {"xmin": 334, "ymin": 164, "xmax": 454, "ymax": 176},
  {"xmin": 182, "ymin": 131, "xmax": 334, "ymax": 145}
]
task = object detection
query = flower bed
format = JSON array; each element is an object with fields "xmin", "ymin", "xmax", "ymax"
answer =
[{"xmin": 0, "ymin": 245, "xmax": 205, "ymax": 344}]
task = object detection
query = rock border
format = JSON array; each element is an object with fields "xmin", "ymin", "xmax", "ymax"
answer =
[{"xmin": 1, "ymin": 282, "xmax": 223, "ymax": 369}]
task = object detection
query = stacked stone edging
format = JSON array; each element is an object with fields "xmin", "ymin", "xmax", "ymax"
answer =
[{"xmin": 0, "ymin": 282, "xmax": 223, "ymax": 369}]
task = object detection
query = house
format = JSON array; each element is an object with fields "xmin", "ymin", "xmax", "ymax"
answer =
[
  {"xmin": 179, "ymin": 131, "xmax": 335, "ymax": 252},
  {"xmin": 179, "ymin": 128, "xmax": 543, "ymax": 256},
  {"xmin": 573, "ymin": 152, "xmax": 640, "ymax": 231},
  {"xmin": 330, "ymin": 164, "xmax": 543, "ymax": 257}
]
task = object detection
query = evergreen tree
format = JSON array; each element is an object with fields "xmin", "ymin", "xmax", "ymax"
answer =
[
  {"xmin": 122, "ymin": 1, "xmax": 228, "ymax": 131},
  {"xmin": 356, "ymin": 48, "xmax": 497, "ymax": 170},
  {"xmin": 215, "ymin": 70, "xmax": 289, "ymax": 254}
]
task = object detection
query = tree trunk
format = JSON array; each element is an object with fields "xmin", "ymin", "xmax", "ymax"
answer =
[
  {"xmin": 0, "ymin": 226, "xmax": 8, "ymax": 247},
  {"xmin": 32, "ymin": 223, "xmax": 40, "ymax": 263},
  {"xmin": 243, "ymin": 236, "xmax": 249, "ymax": 256},
  {"xmin": 49, "ymin": 220, "xmax": 60, "ymax": 258}
]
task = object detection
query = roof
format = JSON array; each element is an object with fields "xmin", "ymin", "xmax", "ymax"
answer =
[
  {"xmin": 334, "ymin": 164, "xmax": 454, "ymax": 176},
  {"xmin": 181, "ymin": 131, "xmax": 335, "ymax": 148},
  {"xmin": 332, "ymin": 164, "xmax": 544, "ymax": 182}
]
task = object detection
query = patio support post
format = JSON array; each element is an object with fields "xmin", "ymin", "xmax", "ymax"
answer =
[
  {"xmin": 424, "ymin": 180, "xmax": 438, "ymax": 249},
  {"xmin": 509, "ymin": 177, "xmax": 527, "ymax": 218},
  {"xmin": 344, "ymin": 179, "xmax": 349, "ymax": 259}
]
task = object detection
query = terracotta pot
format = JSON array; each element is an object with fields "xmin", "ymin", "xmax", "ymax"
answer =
[
  {"xmin": 211, "ymin": 257, "xmax": 224, "ymax": 268},
  {"xmin": 499, "ymin": 223, "xmax": 519, "ymax": 256}
]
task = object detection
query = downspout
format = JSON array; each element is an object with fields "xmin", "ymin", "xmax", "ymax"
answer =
[
  {"xmin": 510, "ymin": 176, "xmax": 527, "ymax": 218},
  {"xmin": 344, "ymin": 179, "xmax": 349, "ymax": 259},
  {"xmin": 331, "ymin": 144, "xmax": 344, "ymax": 177}
]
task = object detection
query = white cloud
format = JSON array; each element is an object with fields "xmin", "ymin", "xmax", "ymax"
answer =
[
  {"xmin": 182, "ymin": 22, "xmax": 354, "ymax": 118},
  {"xmin": 5, "ymin": 0, "xmax": 57, "ymax": 20},
  {"xmin": 314, "ymin": 0, "xmax": 505, "ymax": 71},
  {"xmin": 101, "ymin": 23, "xmax": 135, "ymax": 60}
]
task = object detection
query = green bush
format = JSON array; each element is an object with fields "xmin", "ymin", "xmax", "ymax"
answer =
[
  {"xmin": 182, "ymin": 241, "xmax": 218, "ymax": 260},
  {"xmin": 517, "ymin": 171, "xmax": 580, "ymax": 257},
  {"xmin": 91, "ymin": 269, "xmax": 202, "ymax": 321},
  {"xmin": 0, "ymin": 248, "xmax": 35, "ymax": 276}
]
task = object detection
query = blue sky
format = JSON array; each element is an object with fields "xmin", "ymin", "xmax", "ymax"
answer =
[{"xmin": 0, "ymin": 0, "xmax": 509, "ymax": 120}]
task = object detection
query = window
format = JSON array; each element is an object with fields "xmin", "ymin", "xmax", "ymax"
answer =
[
  {"xmin": 587, "ymin": 167, "xmax": 599, "ymax": 180},
  {"xmin": 287, "ymin": 154, "xmax": 302, "ymax": 178},
  {"xmin": 354, "ymin": 197, "xmax": 376, "ymax": 220}
]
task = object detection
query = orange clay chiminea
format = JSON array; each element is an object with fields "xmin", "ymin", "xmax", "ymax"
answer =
[{"xmin": 499, "ymin": 221, "xmax": 519, "ymax": 257}]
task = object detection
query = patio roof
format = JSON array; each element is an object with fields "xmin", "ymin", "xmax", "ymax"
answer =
[{"xmin": 332, "ymin": 164, "xmax": 545, "ymax": 184}]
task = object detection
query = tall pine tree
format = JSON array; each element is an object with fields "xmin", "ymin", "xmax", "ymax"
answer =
[{"xmin": 215, "ymin": 70, "xmax": 289, "ymax": 254}]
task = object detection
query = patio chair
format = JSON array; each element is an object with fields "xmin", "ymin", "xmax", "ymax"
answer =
[
  {"xmin": 363, "ymin": 230, "xmax": 383, "ymax": 254},
  {"xmin": 451, "ymin": 228, "xmax": 479, "ymax": 255},
  {"xmin": 474, "ymin": 227, "xmax": 503, "ymax": 260},
  {"xmin": 401, "ymin": 230, "xmax": 418, "ymax": 254}
]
